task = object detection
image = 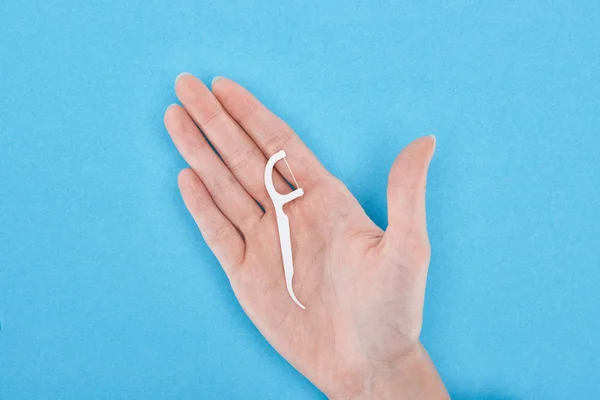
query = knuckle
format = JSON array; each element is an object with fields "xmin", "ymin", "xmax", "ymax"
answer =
[
  {"xmin": 211, "ymin": 174, "xmax": 236, "ymax": 198},
  {"xmin": 404, "ymin": 234, "xmax": 431, "ymax": 266},
  {"xmin": 239, "ymin": 211, "xmax": 262, "ymax": 234},
  {"xmin": 193, "ymin": 196, "xmax": 213, "ymax": 213},
  {"xmin": 195, "ymin": 97, "xmax": 224, "ymax": 126},
  {"xmin": 389, "ymin": 176, "xmax": 422, "ymax": 191},
  {"xmin": 236, "ymin": 97, "xmax": 260, "ymax": 121},
  {"xmin": 227, "ymin": 146, "xmax": 258, "ymax": 173},
  {"xmin": 189, "ymin": 142, "xmax": 209, "ymax": 159},
  {"xmin": 263, "ymin": 126, "xmax": 294, "ymax": 155},
  {"xmin": 206, "ymin": 223, "xmax": 235, "ymax": 245},
  {"xmin": 388, "ymin": 226, "xmax": 431, "ymax": 267}
]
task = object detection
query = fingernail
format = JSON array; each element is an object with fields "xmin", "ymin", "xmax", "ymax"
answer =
[
  {"xmin": 175, "ymin": 72, "xmax": 191, "ymax": 84},
  {"xmin": 211, "ymin": 76, "xmax": 224, "ymax": 88},
  {"xmin": 428, "ymin": 134, "xmax": 437, "ymax": 150}
]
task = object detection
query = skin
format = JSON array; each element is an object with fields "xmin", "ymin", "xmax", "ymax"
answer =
[{"xmin": 164, "ymin": 73, "xmax": 449, "ymax": 399}]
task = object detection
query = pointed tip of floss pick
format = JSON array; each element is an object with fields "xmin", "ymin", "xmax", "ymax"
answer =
[
  {"xmin": 287, "ymin": 280, "xmax": 306, "ymax": 309},
  {"xmin": 293, "ymin": 296, "xmax": 306, "ymax": 310}
]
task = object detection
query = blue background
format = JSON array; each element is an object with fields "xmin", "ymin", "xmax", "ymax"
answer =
[{"xmin": 1, "ymin": 1, "xmax": 599, "ymax": 399}]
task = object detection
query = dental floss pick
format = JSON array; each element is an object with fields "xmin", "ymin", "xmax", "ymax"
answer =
[{"xmin": 264, "ymin": 150, "xmax": 306, "ymax": 310}]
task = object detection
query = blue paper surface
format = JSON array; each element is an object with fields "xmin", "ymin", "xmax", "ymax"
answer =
[{"xmin": 1, "ymin": 1, "xmax": 599, "ymax": 399}]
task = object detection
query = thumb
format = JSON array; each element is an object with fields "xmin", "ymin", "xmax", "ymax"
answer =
[{"xmin": 382, "ymin": 135, "xmax": 436, "ymax": 262}]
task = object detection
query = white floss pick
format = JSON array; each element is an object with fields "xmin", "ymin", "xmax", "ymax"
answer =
[{"xmin": 264, "ymin": 150, "xmax": 306, "ymax": 310}]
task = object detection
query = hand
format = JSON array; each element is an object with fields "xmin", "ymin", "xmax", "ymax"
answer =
[{"xmin": 164, "ymin": 74, "xmax": 448, "ymax": 399}]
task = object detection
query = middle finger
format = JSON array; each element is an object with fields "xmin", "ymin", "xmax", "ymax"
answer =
[{"xmin": 175, "ymin": 74, "xmax": 289, "ymax": 211}]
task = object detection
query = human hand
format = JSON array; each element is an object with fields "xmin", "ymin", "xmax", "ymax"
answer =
[{"xmin": 164, "ymin": 74, "xmax": 448, "ymax": 399}]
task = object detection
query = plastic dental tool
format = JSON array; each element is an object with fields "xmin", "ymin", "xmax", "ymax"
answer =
[{"xmin": 264, "ymin": 150, "xmax": 306, "ymax": 310}]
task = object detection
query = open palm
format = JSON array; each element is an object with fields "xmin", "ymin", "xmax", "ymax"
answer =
[{"xmin": 165, "ymin": 75, "xmax": 444, "ymax": 398}]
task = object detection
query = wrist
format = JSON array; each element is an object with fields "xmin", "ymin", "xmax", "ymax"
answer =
[
  {"xmin": 327, "ymin": 342, "xmax": 448, "ymax": 400},
  {"xmin": 366, "ymin": 342, "xmax": 448, "ymax": 399}
]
